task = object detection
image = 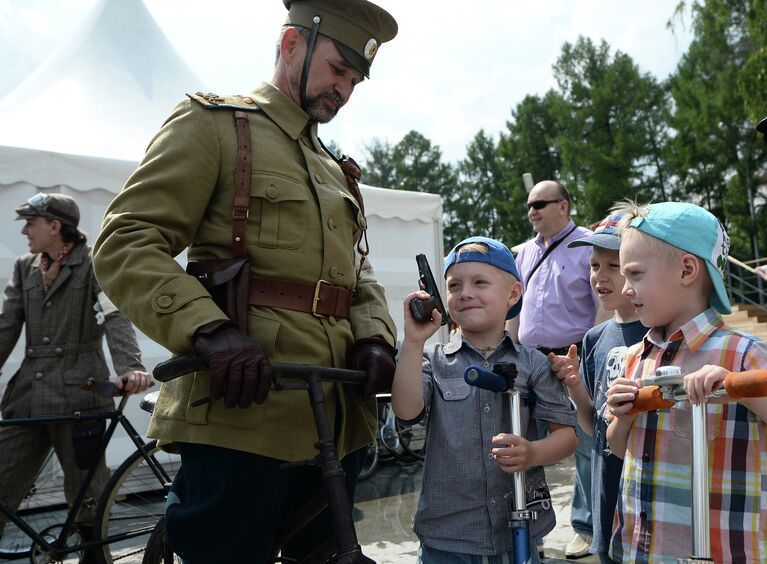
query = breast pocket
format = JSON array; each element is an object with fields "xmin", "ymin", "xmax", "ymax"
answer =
[
  {"xmin": 668, "ymin": 403, "xmax": 721, "ymax": 441},
  {"xmin": 434, "ymin": 377, "xmax": 471, "ymax": 402},
  {"xmin": 250, "ymin": 175, "xmax": 309, "ymax": 249}
]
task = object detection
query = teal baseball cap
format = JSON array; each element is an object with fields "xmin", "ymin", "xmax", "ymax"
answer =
[
  {"xmin": 443, "ymin": 236, "xmax": 523, "ymax": 320},
  {"xmin": 628, "ymin": 202, "xmax": 731, "ymax": 314}
]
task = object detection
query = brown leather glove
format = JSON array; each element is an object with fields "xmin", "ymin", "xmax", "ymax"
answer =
[
  {"xmin": 348, "ymin": 337, "xmax": 397, "ymax": 400},
  {"xmin": 192, "ymin": 321, "xmax": 272, "ymax": 408}
]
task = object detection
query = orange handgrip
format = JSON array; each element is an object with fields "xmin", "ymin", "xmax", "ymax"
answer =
[
  {"xmin": 724, "ymin": 370, "xmax": 767, "ymax": 400},
  {"xmin": 626, "ymin": 386, "xmax": 675, "ymax": 414}
]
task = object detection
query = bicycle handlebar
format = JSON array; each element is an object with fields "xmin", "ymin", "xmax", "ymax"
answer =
[
  {"xmin": 626, "ymin": 369, "xmax": 767, "ymax": 414},
  {"xmin": 153, "ymin": 353, "xmax": 367, "ymax": 386}
]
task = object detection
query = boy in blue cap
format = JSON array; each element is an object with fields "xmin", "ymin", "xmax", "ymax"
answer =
[
  {"xmin": 392, "ymin": 236, "xmax": 578, "ymax": 564},
  {"xmin": 606, "ymin": 202, "xmax": 767, "ymax": 563},
  {"xmin": 549, "ymin": 211, "xmax": 646, "ymax": 563}
]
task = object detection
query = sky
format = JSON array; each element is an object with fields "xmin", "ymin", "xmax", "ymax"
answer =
[{"xmin": 0, "ymin": 0, "xmax": 695, "ymax": 163}]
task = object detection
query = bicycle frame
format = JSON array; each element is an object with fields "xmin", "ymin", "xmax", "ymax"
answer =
[
  {"xmin": 0, "ymin": 391, "xmax": 172, "ymax": 559},
  {"xmin": 153, "ymin": 355, "xmax": 374, "ymax": 564}
]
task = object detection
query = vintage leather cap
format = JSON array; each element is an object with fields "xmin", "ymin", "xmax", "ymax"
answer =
[
  {"xmin": 15, "ymin": 192, "xmax": 81, "ymax": 228},
  {"xmin": 284, "ymin": 0, "xmax": 397, "ymax": 77}
]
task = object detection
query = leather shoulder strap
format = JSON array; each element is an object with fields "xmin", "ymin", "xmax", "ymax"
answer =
[
  {"xmin": 187, "ymin": 91, "xmax": 261, "ymax": 112},
  {"xmin": 232, "ymin": 111, "xmax": 252, "ymax": 259}
]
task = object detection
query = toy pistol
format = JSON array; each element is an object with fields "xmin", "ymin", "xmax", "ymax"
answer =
[{"xmin": 409, "ymin": 254, "xmax": 450, "ymax": 326}]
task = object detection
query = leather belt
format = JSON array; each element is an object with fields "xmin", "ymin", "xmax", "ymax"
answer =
[{"xmin": 248, "ymin": 276, "xmax": 352, "ymax": 319}]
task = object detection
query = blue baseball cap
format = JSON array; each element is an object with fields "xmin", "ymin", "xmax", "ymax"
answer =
[
  {"xmin": 443, "ymin": 236, "xmax": 523, "ymax": 320},
  {"xmin": 628, "ymin": 202, "xmax": 731, "ymax": 314},
  {"xmin": 567, "ymin": 211, "xmax": 627, "ymax": 251}
]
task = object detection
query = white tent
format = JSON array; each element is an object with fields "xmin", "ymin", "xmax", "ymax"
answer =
[{"xmin": 0, "ymin": 0, "xmax": 445, "ymax": 462}]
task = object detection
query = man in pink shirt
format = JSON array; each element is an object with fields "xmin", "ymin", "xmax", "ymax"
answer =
[{"xmin": 507, "ymin": 179, "xmax": 605, "ymax": 558}]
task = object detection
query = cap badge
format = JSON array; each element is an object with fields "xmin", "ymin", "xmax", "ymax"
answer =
[{"xmin": 364, "ymin": 38, "xmax": 379, "ymax": 61}]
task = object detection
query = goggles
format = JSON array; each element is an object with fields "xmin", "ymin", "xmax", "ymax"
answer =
[{"xmin": 26, "ymin": 193, "xmax": 50, "ymax": 213}]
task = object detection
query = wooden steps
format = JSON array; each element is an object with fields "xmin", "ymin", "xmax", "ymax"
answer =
[{"xmin": 724, "ymin": 304, "xmax": 767, "ymax": 339}]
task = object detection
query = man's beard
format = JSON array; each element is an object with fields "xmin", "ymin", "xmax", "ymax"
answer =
[{"xmin": 303, "ymin": 90, "xmax": 343, "ymax": 124}]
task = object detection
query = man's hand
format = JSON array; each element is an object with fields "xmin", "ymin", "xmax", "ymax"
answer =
[
  {"xmin": 192, "ymin": 321, "xmax": 272, "ymax": 409},
  {"xmin": 548, "ymin": 344, "xmax": 580, "ymax": 388},
  {"xmin": 115, "ymin": 371, "xmax": 154, "ymax": 395},
  {"xmin": 349, "ymin": 337, "xmax": 397, "ymax": 400}
]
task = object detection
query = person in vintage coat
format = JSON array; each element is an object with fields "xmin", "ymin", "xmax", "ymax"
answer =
[
  {"xmin": 93, "ymin": 0, "xmax": 398, "ymax": 561},
  {"xmin": 0, "ymin": 192, "xmax": 151, "ymax": 559}
]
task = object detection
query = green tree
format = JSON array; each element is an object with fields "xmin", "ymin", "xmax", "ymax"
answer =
[{"xmin": 552, "ymin": 37, "xmax": 671, "ymax": 223}]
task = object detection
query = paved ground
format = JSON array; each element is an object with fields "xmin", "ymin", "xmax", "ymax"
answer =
[{"xmin": 355, "ymin": 454, "xmax": 599, "ymax": 563}]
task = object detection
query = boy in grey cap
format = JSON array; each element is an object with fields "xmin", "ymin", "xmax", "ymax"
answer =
[{"xmin": 392, "ymin": 236, "xmax": 578, "ymax": 564}]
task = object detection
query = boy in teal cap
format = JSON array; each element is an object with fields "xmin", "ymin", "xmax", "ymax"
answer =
[
  {"xmin": 606, "ymin": 201, "xmax": 767, "ymax": 563},
  {"xmin": 392, "ymin": 236, "xmax": 578, "ymax": 563}
]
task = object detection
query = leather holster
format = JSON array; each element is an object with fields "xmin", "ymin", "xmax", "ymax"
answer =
[{"xmin": 186, "ymin": 258, "xmax": 250, "ymax": 335}]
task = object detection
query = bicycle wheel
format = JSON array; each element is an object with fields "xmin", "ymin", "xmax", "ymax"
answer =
[
  {"xmin": 357, "ymin": 441, "xmax": 379, "ymax": 481},
  {"xmin": 95, "ymin": 441, "xmax": 181, "ymax": 563},
  {"xmin": 396, "ymin": 418, "xmax": 426, "ymax": 461},
  {"xmin": 141, "ymin": 517, "xmax": 181, "ymax": 564},
  {"xmin": 0, "ymin": 451, "xmax": 67, "ymax": 559}
]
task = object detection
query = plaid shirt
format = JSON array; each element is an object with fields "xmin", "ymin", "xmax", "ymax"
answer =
[{"xmin": 610, "ymin": 308, "xmax": 767, "ymax": 563}]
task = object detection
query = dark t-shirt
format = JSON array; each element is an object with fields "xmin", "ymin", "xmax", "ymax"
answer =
[{"xmin": 580, "ymin": 318, "xmax": 647, "ymax": 554}]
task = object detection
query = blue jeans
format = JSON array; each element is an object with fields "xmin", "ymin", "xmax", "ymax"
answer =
[{"xmin": 570, "ymin": 423, "xmax": 593, "ymax": 536}]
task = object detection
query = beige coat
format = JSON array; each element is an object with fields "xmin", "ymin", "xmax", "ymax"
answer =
[{"xmin": 94, "ymin": 82, "xmax": 397, "ymax": 461}]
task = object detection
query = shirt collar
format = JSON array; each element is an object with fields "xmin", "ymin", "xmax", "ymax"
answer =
[
  {"xmin": 644, "ymin": 307, "xmax": 723, "ymax": 352},
  {"xmin": 442, "ymin": 330, "xmax": 518, "ymax": 356},
  {"xmin": 535, "ymin": 219, "xmax": 576, "ymax": 247},
  {"xmin": 251, "ymin": 82, "xmax": 311, "ymax": 141}
]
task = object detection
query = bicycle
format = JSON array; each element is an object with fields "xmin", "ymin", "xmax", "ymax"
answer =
[
  {"xmin": 358, "ymin": 395, "xmax": 427, "ymax": 481},
  {"xmin": 143, "ymin": 354, "xmax": 379, "ymax": 564},
  {"xmin": 0, "ymin": 380, "xmax": 180, "ymax": 563},
  {"xmin": 627, "ymin": 366, "xmax": 767, "ymax": 563}
]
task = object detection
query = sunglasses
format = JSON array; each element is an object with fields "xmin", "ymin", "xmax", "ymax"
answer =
[{"xmin": 527, "ymin": 199, "xmax": 563, "ymax": 211}]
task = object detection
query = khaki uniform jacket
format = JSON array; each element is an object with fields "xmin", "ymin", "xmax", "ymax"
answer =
[
  {"xmin": 0, "ymin": 243, "xmax": 145, "ymax": 417},
  {"xmin": 94, "ymin": 82, "xmax": 397, "ymax": 461}
]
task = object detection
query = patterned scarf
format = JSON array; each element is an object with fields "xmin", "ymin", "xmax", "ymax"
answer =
[{"xmin": 39, "ymin": 242, "xmax": 74, "ymax": 296}]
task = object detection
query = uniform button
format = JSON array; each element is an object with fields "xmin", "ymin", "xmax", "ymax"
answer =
[
  {"xmin": 484, "ymin": 404, "xmax": 491, "ymax": 413},
  {"xmin": 42, "ymin": 337, "xmax": 51, "ymax": 344},
  {"xmin": 157, "ymin": 295, "xmax": 173, "ymax": 309},
  {"xmin": 327, "ymin": 218, "xmax": 336, "ymax": 230},
  {"xmin": 34, "ymin": 372, "xmax": 44, "ymax": 381},
  {"xmin": 54, "ymin": 347, "xmax": 63, "ymax": 355},
  {"xmin": 329, "ymin": 266, "xmax": 339, "ymax": 278},
  {"xmin": 327, "ymin": 316, "xmax": 336, "ymax": 325},
  {"xmin": 265, "ymin": 185, "xmax": 279, "ymax": 200},
  {"xmin": 482, "ymin": 361, "xmax": 490, "ymax": 368},
  {"xmin": 27, "ymin": 347, "xmax": 34, "ymax": 355}
]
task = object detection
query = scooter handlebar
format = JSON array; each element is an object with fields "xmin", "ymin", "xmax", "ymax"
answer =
[{"xmin": 626, "ymin": 369, "xmax": 767, "ymax": 413}]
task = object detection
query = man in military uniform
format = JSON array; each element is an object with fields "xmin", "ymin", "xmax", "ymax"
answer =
[
  {"xmin": 93, "ymin": 1, "xmax": 398, "ymax": 561},
  {"xmin": 0, "ymin": 192, "xmax": 151, "ymax": 560}
]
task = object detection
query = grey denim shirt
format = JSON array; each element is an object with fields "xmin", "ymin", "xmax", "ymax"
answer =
[{"xmin": 411, "ymin": 331, "xmax": 577, "ymax": 555}]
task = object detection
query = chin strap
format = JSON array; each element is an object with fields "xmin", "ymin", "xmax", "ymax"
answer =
[{"xmin": 299, "ymin": 16, "xmax": 321, "ymax": 112}]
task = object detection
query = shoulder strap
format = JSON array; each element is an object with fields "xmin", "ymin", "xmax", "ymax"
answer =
[
  {"xmin": 231, "ymin": 111, "xmax": 252, "ymax": 259},
  {"xmin": 187, "ymin": 91, "xmax": 261, "ymax": 112},
  {"xmin": 524, "ymin": 224, "xmax": 578, "ymax": 286}
]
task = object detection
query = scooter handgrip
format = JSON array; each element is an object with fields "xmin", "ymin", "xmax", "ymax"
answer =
[
  {"xmin": 626, "ymin": 386, "xmax": 674, "ymax": 414},
  {"xmin": 153, "ymin": 353, "xmax": 208, "ymax": 382},
  {"xmin": 464, "ymin": 365, "xmax": 507, "ymax": 393},
  {"xmin": 724, "ymin": 369, "xmax": 767, "ymax": 400}
]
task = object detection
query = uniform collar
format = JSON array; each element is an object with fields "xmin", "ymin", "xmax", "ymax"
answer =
[
  {"xmin": 644, "ymin": 307, "xmax": 723, "ymax": 353},
  {"xmin": 251, "ymin": 82, "xmax": 312, "ymax": 141}
]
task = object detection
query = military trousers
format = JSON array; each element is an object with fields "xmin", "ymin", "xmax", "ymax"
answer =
[
  {"xmin": 165, "ymin": 441, "xmax": 366, "ymax": 564},
  {"xmin": 0, "ymin": 416, "xmax": 110, "ymax": 532}
]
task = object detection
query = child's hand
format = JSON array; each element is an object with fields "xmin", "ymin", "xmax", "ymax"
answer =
[
  {"xmin": 683, "ymin": 364, "xmax": 728, "ymax": 405},
  {"xmin": 491, "ymin": 433, "xmax": 533, "ymax": 473},
  {"xmin": 403, "ymin": 290, "xmax": 441, "ymax": 343},
  {"xmin": 548, "ymin": 344, "xmax": 580, "ymax": 388},
  {"xmin": 606, "ymin": 377, "xmax": 641, "ymax": 418}
]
